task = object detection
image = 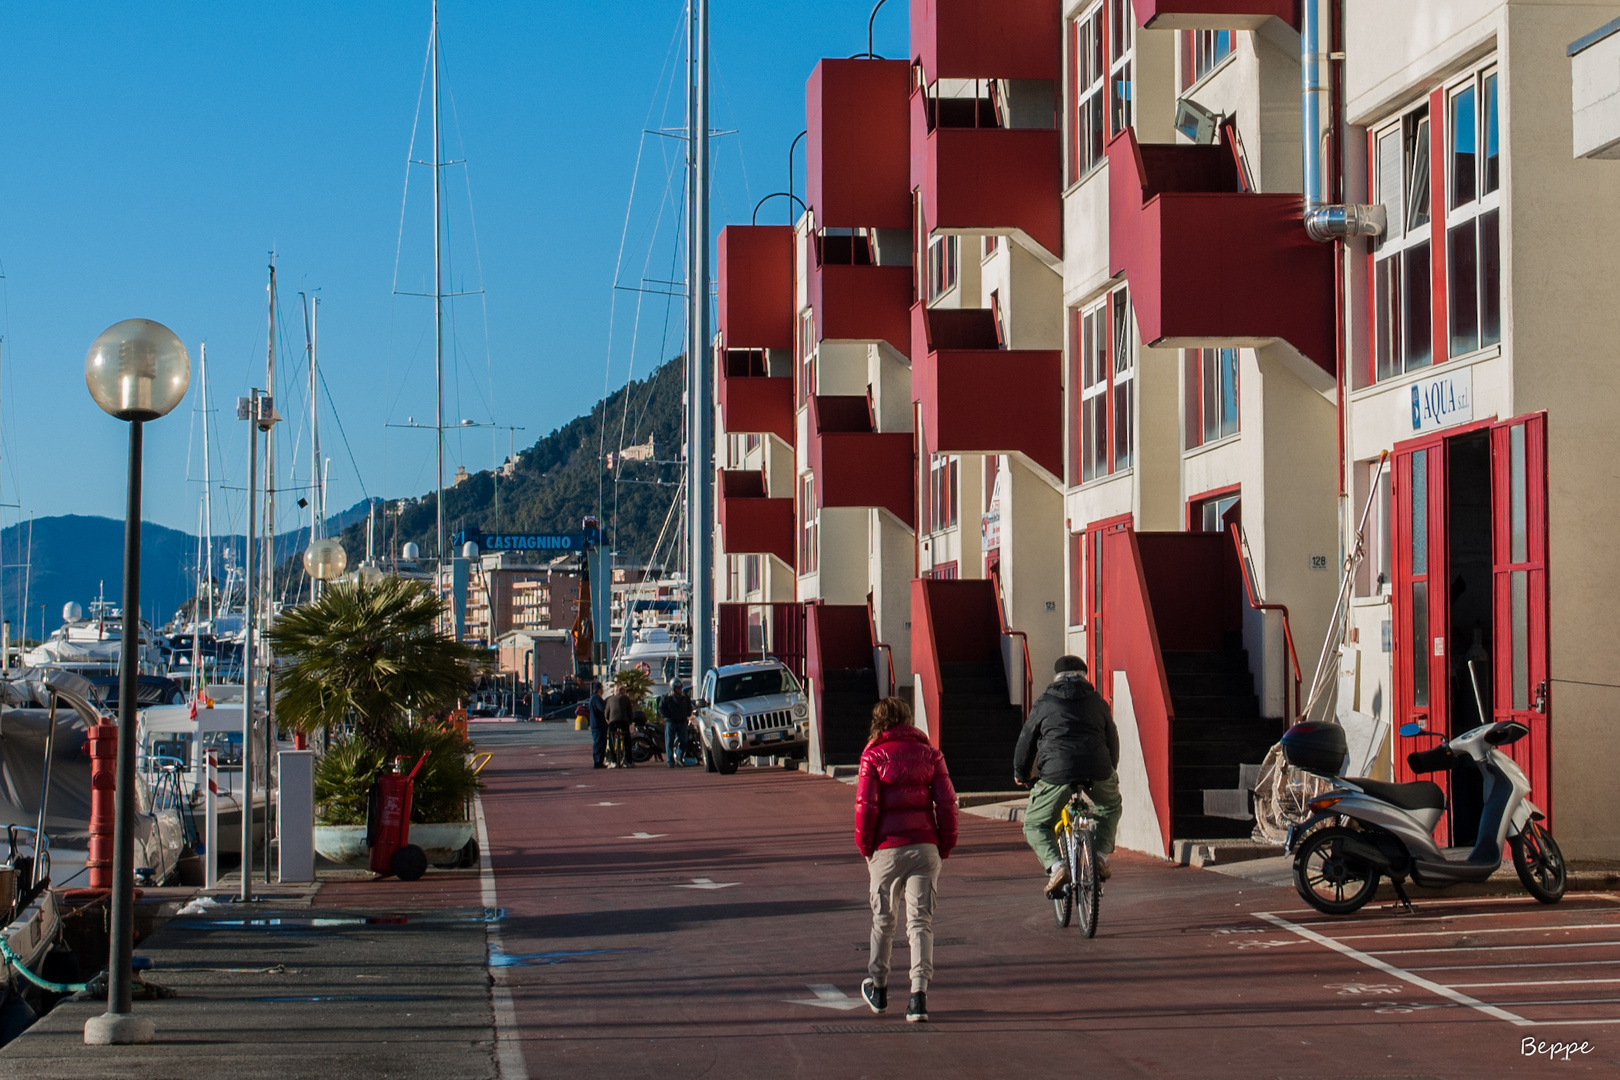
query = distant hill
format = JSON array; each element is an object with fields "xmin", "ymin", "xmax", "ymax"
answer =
[
  {"xmin": 329, "ymin": 355, "xmax": 684, "ymax": 567},
  {"xmin": 1, "ymin": 357, "xmax": 685, "ymax": 637}
]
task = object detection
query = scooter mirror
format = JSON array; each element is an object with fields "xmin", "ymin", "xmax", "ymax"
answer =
[{"xmin": 1399, "ymin": 722, "xmax": 1425, "ymax": 737}]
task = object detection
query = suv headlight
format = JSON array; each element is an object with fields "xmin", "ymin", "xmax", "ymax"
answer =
[
  {"xmin": 793, "ymin": 703, "xmax": 807, "ymax": 720},
  {"xmin": 726, "ymin": 714, "xmax": 743, "ymax": 730}
]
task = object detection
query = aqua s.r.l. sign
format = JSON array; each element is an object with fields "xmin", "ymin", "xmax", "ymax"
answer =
[{"xmin": 1410, "ymin": 368, "xmax": 1473, "ymax": 434}]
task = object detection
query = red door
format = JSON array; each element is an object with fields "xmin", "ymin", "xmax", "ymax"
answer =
[
  {"xmin": 1491, "ymin": 414, "xmax": 1552, "ymax": 822},
  {"xmin": 1391, "ymin": 438, "xmax": 1451, "ymax": 817},
  {"xmin": 1085, "ymin": 516, "xmax": 1130, "ymax": 704}
]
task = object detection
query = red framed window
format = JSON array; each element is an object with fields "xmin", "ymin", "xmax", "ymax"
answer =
[
  {"xmin": 1181, "ymin": 30, "xmax": 1234, "ymax": 90},
  {"xmin": 1082, "ymin": 515, "xmax": 1131, "ymax": 702},
  {"xmin": 1369, "ymin": 62, "xmax": 1499, "ymax": 384},
  {"xmin": 1183, "ymin": 347, "xmax": 1240, "ymax": 449},
  {"xmin": 928, "ymin": 453, "xmax": 960, "ymax": 533},
  {"xmin": 1070, "ymin": 286, "xmax": 1135, "ymax": 484},
  {"xmin": 797, "ymin": 308, "xmax": 817, "ymax": 403},
  {"xmin": 928, "ymin": 561, "xmax": 959, "ymax": 581},
  {"xmin": 798, "ymin": 473, "xmax": 818, "ymax": 574},
  {"xmin": 1188, "ymin": 486, "xmax": 1240, "ymax": 533}
]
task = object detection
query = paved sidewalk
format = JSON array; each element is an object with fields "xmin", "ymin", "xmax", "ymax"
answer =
[{"xmin": 0, "ymin": 859, "xmax": 495, "ymax": 1079}]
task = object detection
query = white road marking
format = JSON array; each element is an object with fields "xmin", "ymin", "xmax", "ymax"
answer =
[
  {"xmin": 784, "ymin": 984, "xmax": 864, "ymax": 1011},
  {"xmin": 621, "ymin": 832, "xmax": 667, "ymax": 840},
  {"xmin": 1449, "ymin": 978, "xmax": 1620, "ymax": 989},
  {"xmin": 1254, "ymin": 911, "xmax": 1532, "ymax": 1026},
  {"xmin": 675, "ymin": 877, "xmax": 739, "ymax": 890},
  {"xmin": 1333, "ymin": 922, "xmax": 1620, "ymax": 942},
  {"xmin": 1410, "ymin": 959, "xmax": 1620, "ymax": 972},
  {"xmin": 593, "ymin": 801, "xmax": 621, "ymax": 806},
  {"xmin": 1375, "ymin": 939, "xmax": 1620, "ymax": 956},
  {"xmin": 475, "ymin": 795, "xmax": 529, "ymax": 1080}
]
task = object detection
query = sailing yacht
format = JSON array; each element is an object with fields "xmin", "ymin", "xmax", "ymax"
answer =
[{"xmin": 22, "ymin": 595, "xmax": 166, "ymax": 677}]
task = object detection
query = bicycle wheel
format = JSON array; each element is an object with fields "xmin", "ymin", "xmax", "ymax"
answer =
[
  {"xmin": 1052, "ymin": 827, "xmax": 1073, "ymax": 928},
  {"xmin": 1074, "ymin": 826, "xmax": 1100, "ymax": 938}
]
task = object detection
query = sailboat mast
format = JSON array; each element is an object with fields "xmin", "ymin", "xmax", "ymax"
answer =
[
  {"xmin": 201, "ymin": 342, "xmax": 214, "ymax": 627},
  {"xmin": 686, "ymin": 0, "xmax": 714, "ymax": 680},
  {"xmin": 432, "ymin": 0, "xmax": 446, "ymax": 574},
  {"xmin": 311, "ymin": 296, "xmax": 322, "ymax": 540},
  {"xmin": 265, "ymin": 259, "xmax": 277, "ymax": 622}
]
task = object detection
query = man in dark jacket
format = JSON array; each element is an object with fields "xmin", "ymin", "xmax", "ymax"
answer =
[
  {"xmin": 660, "ymin": 679, "xmax": 694, "ymax": 767},
  {"xmin": 605, "ymin": 682, "xmax": 636, "ymax": 767},
  {"xmin": 1013, "ymin": 655, "xmax": 1124, "ymax": 896},
  {"xmin": 588, "ymin": 681, "xmax": 608, "ymax": 769}
]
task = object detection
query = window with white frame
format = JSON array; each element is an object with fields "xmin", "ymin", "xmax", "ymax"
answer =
[
  {"xmin": 798, "ymin": 473, "xmax": 818, "ymax": 574},
  {"xmin": 798, "ymin": 308, "xmax": 817, "ymax": 402},
  {"xmin": 1373, "ymin": 108, "xmax": 1433, "ymax": 379},
  {"xmin": 927, "ymin": 234, "xmax": 959, "ymax": 301},
  {"xmin": 1111, "ymin": 289, "xmax": 1135, "ymax": 470},
  {"xmin": 1077, "ymin": 300, "xmax": 1108, "ymax": 483},
  {"xmin": 1066, "ymin": 1, "xmax": 1134, "ymax": 185},
  {"xmin": 1446, "ymin": 68, "xmax": 1501, "ymax": 357},
  {"xmin": 1183, "ymin": 347, "xmax": 1239, "ymax": 449},
  {"xmin": 1072, "ymin": 285, "xmax": 1134, "ymax": 484}
]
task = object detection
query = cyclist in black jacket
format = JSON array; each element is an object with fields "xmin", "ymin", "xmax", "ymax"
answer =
[{"xmin": 1013, "ymin": 655, "xmax": 1124, "ymax": 897}]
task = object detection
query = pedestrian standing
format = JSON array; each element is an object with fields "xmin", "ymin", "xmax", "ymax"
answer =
[
  {"xmin": 660, "ymin": 679, "xmax": 694, "ymax": 767},
  {"xmin": 588, "ymin": 681, "xmax": 608, "ymax": 769},
  {"xmin": 854, "ymin": 697, "xmax": 957, "ymax": 1024}
]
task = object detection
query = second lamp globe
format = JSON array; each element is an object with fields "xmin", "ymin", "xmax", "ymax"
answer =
[{"xmin": 85, "ymin": 319, "xmax": 191, "ymax": 421}]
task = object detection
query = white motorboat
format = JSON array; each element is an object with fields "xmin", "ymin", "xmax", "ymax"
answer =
[{"xmin": 22, "ymin": 598, "xmax": 166, "ymax": 678}]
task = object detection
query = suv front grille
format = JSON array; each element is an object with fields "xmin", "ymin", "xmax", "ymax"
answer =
[{"xmin": 745, "ymin": 709, "xmax": 793, "ymax": 732}]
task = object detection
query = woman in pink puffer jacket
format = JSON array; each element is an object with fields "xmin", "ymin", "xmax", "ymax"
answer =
[{"xmin": 853, "ymin": 697, "xmax": 958, "ymax": 1023}]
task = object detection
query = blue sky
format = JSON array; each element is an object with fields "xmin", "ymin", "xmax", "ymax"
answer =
[{"xmin": 0, "ymin": 1, "xmax": 908, "ymax": 539}]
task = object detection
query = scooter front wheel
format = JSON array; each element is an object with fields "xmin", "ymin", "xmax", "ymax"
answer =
[
  {"xmin": 1293, "ymin": 826, "xmax": 1380, "ymax": 915},
  {"xmin": 1510, "ymin": 822, "xmax": 1566, "ymax": 904}
]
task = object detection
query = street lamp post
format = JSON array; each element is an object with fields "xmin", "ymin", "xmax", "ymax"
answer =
[{"xmin": 82, "ymin": 319, "xmax": 190, "ymax": 1047}]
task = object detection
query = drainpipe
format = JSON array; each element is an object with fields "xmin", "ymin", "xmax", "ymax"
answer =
[{"xmin": 1301, "ymin": 0, "xmax": 1383, "ymax": 241}]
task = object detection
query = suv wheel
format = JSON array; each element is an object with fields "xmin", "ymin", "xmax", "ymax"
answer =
[
  {"xmin": 703, "ymin": 737, "xmax": 718, "ymax": 773},
  {"xmin": 716, "ymin": 749, "xmax": 739, "ymax": 776}
]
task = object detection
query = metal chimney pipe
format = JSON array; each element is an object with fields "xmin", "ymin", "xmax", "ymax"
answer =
[{"xmin": 1301, "ymin": 0, "xmax": 1385, "ymax": 241}]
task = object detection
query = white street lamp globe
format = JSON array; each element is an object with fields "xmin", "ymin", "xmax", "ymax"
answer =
[
  {"xmin": 85, "ymin": 319, "xmax": 191, "ymax": 421},
  {"xmin": 303, "ymin": 538, "xmax": 348, "ymax": 582}
]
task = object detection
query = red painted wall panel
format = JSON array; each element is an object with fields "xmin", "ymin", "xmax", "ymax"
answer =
[
  {"xmin": 807, "ymin": 59, "xmax": 912, "ymax": 230},
  {"xmin": 1134, "ymin": 533, "xmax": 1241, "ymax": 652},
  {"xmin": 911, "ymin": 0, "xmax": 1061, "ymax": 82},
  {"xmin": 1135, "ymin": 0, "xmax": 1298, "ymax": 30},
  {"xmin": 918, "ymin": 346, "xmax": 1063, "ymax": 476},
  {"xmin": 808, "ymin": 603, "xmax": 875, "ymax": 674},
  {"xmin": 718, "ymin": 226, "xmax": 795, "ymax": 351},
  {"xmin": 809, "ymin": 395, "xmax": 916, "ymax": 526},
  {"xmin": 1100, "ymin": 528, "xmax": 1174, "ymax": 855},
  {"xmin": 811, "ymin": 262, "xmax": 913, "ymax": 356},
  {"xmin": 911, "ymin": 577, "xmax": 1002, "ymax": 749},
  {"xmin": 719, "ymin": 374, "xmax": 795, "ymax": 445},
  {"xmin": 922, "ymin": 121, "xmax": 1063, "ymax": 257}
]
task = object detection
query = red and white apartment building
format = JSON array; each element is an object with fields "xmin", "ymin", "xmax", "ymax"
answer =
[{"xmin": 713, "ymin": 0, "xmax": 1620, "ymax": 859}]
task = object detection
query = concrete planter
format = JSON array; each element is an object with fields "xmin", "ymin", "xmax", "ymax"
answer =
[{"xmin": 313, "ymin": 822, "xmax": 475, "ymax": 870}]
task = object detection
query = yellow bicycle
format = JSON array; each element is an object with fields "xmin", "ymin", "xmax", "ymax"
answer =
[{"xmin": 1052, "ymin": 787, "xmax": 1101, "ymax": 936}]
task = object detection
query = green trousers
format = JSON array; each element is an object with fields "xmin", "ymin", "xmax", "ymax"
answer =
[{"xmin": 1022, "ymin": 773, "xmax": 1123, "ymax": 868}]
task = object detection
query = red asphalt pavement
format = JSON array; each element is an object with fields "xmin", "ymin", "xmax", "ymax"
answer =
[{"xmin": 474, "ymin": 723, "xmax": 1620, "ymax": 1079}]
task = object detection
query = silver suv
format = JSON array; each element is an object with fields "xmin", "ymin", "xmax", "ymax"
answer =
[{"xmin": 694, "ymin": 660, "xmax": 809, "ymax": 774}]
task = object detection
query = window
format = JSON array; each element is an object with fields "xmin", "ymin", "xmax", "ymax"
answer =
[
  {"xmin": 1192, "ymin": 491, "xmax": 1240, "ymax": 533},
  {"xmin": 1446, "ymin": 70, "xmax": 1501, "ymax": 357},
  {"xmin": 1068, "ymin": 531, "xmax": 1085, "ymax": 627},
  {"xmin": 1182, "ymin": 30, "xmax": 1234, "ymax": 88},
  {"xmin": 744, "ymin": 554, "xmax": 761, "ymax": 595},
  {"xmin": 1071, "ymin": 286, "xmax": 1135, "ymax": 484},
  {"xmin": 1373, "ymin": 108, "xmax": 1433, "ymax": 380},
  {"xmin": 1356, "ymin": 459, "xmax": 1393, "ymax": 598},
  {"xmin": 798, "ymin": 473, "xmax": 818, "ymax": 574},
  {"xmin": 798, "ymin": 308, "xmax": 817, "ymax": 401},
  {"xmin": 1183, "ymin": 347, "xmax": 1239, "ymax": 449},
  {"xmin": 928, "ymin": 561, "xmax": 960, "ymax": 581},
  {"xmin": 1066, "ymin": 1, "xmax": 1133, "ymax": 184},
  {"xmin": 928, "ymin": 454, "xmax": 960, "ymax": 532},
  {"xmin": 926, "ymin": 234, "xmax": 959, "ymax": 301},
  {"xmin": 982, "ymin": 234, "xmax": 1000, "ymax": 260}
]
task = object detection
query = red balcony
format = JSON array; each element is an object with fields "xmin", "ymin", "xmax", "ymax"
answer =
[
  {"xmin": 911, "ymin": 0, "xmax": 1061, "ymax": 82},
  {"xmin": 912, "ymin": 95, "xmax": 1062, "ymax": 257},
  {"xmin": 809, "ymin": 257, "xmax": 912, "ymax": 356},
  {"xmin": 718, "ymin": 226, "xmax": 795, "ymax": 351},
  {"xmin": 1107, "ymin": 128, "xmax": 1334, "ymax": 376},
  {"xmin": 808, "ymin": 395, "xmax": 915, "ymax": 527},
  {"xmin": 1135, "ymin": 0, "xmax": 1298, "ymax": 30},
  {"xmin": 718, "ymin": 471, "xmax": 795, "ymax": 568},
  {"xmin": 719, "ymin": 350, "xmax": 795, "ymax": 445},
  {"xmin": 807, "ymin": 59, "xmax": 911, "ymax": 229},
  {"xmin": 912, "ymin": 307, "xmax": 1062, "ymax": 476}
]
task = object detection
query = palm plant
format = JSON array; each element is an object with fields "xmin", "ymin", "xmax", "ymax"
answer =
[
  {"xmin": 270, "ymin": 577, "xmax": 487, "ymax": 752},
  {"xmin": 314, "ymin": 720, "xmax": 481, "ymax": 825}
]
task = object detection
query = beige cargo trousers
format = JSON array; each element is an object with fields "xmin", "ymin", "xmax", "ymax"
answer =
[{"xmin": 866, "ymin": 843, "xmax": 942, "ymax": 993}]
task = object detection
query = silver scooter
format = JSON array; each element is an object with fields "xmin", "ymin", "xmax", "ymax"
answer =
[{"xmin": 1280, "ymin": 715, "xmax": 1566, "ymax": 915}]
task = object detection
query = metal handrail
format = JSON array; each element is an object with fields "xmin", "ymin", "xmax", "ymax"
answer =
[
  {"xmin": 1228, "ymin": 523, "xmax": 1303, "ymax": 722},
  {"xmin": 988, "ymin": 564, "xmax": 1034, "ymax": 719},
  {"xmin": 865, "ymin": 597, "xmax": 897, "ymax": 696}
]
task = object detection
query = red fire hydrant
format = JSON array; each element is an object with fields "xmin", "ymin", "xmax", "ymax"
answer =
[
  {"xmin": 367, "ymin": 752, "xmax": 431, "ymax": 881},
  {"xmin": 86, "ymin": 723, "xmax": 118, "ymax": 890}
]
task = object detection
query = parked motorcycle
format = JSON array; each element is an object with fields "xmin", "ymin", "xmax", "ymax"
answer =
[
  {"xmin": 630, "ymin": 719, "xmax": 665, "ymax": 765},
  {"xmin": 1281, "ymin": 715, "xmax": 1565, "ymax": 915}
]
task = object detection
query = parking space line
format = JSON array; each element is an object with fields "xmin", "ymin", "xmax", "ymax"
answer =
[
  {"xmin": 1410, "ymin": 958, "xmax": 1620, "ymax": 972},
  {"xmin": 1333, "ymin": 922, "xmax": 1618, "ymax": 942},
  {"xmin": 1449, "ymin": 978, "xmax": 1620, "ymax": 988},
  {"xmin": 1374, "ymin": 940, "xmax": 1620, "ymax": 956},
  {"xmin": 1253, "ymin": 911, "xmax": 1533, "ymax": 1026}
]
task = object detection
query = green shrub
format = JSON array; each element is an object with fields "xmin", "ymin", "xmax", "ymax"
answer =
[{"xmin": 315, "ymin": 719, "xmax": 482, "ymax": 825}]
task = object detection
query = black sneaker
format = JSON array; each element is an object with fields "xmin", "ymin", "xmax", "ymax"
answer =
[
  {"xmin": 861, "ymin": 978, "xmax": 887, "ymax": 1014},
  {"xmin": 906, "ymin": 991, "xmax": 928, "ymax": 1023}
]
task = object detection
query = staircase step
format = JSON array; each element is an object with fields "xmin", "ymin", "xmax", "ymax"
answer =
[
  {"xmin": 1173, "ymin": 814, "xmax": 1255, "ymax": 841},
  {"xmin": 1173, "ymin": 717, "xmax": 1287, "ymax": 742},
  {"xmin": 1175, "ymin": 741, "xmax": 1276, "ymax": 768},
  {"xmin": 1162, "ymin": 650, "xmax": 1250, "ymax": 675},
  {"xmin": 1167, "ymin": 694, "xmax": 1259, "ymax": 719},
  {"xmin": 1166, "ymin": 670, "xmax": 1255, "ymax": 697}
]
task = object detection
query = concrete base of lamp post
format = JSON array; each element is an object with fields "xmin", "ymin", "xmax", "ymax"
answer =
[{"xmin": 83, "ymin": 1012, "xmax": 155, "ymax": 1045}]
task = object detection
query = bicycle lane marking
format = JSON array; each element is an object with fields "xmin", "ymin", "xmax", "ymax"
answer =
[{"xmin": 1252, "ymin": 910, "xmax": 1534, "ymax": 1026}]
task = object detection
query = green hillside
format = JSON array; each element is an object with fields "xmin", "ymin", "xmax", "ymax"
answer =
[{"xmin": 334, "ymin": 356, "xmax": 685, "ymax": 565}]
